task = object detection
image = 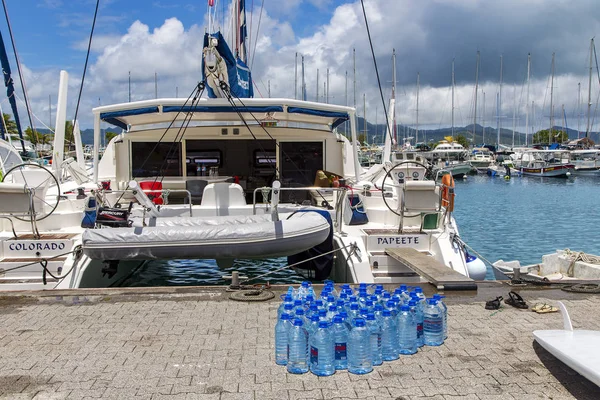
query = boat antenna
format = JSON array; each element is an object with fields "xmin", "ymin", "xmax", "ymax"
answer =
[
  {"xmin": 1, "ymin": 0, "xmax": 36, "ymax": 148},
  {"xmin": 358, "ymin": 0, "xmax": 394, "ymax": 147},
  {"xmin": 73, "ymin": 0, "xmax": 100, "ymax": 124}
]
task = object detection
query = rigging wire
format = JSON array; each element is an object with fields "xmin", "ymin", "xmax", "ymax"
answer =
[
  {"xmin": 359, "ymin": 0, "xmax": 393, "ymax": 146},
  {"xmin": 1, "ymin": 0, "xmax": 37, "ymax": 142},
  {"xmin": 249, "ymin": 0, "xmax": 264, "ymax": 70},
  {"xmin": 73, "ymin": 0, "xmax": 100, "ymax": 124}
]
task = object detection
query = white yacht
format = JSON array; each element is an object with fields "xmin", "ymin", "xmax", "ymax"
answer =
[
  {"xmin": 570, "ymin": 149, "xmax": 600, "ymax": 176},
  {"xmin": 469, "ymin": 147, "xmax": 495, "ymax": 173},
  {"xmin": 427, "ymin": 140, "xmax": 473, "ymax": 178}
]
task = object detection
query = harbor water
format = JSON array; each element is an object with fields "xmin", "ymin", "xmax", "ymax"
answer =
[{"xmin": 122, "ymin": 174, "xmax": 600, "ymax": 286}]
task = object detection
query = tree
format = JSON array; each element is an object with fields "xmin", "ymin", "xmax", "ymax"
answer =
[
  {"xmin": 65, "ymin": 120, "xmax": 74, "ymax": 146},
  {"xmin": 357, "ymin": 133, "xmax": 366, "ymax": 144},
  {"xmin": 454, "ymin": 134, "xmax": 470, "ymax": 149},
  {"xmin": 2, "ymin": 113, "xmax": 17, "ymax": 135},
  {"xmin": 533, "ymin": 129, "xmax": 568, "ymax": 144},
  {"xmin": 105, "ymin": 130, "xmax": 118, "ymax": 143},
  {"xmin": 24, "ymin": 127, "xmax": 40, "ymax": 145}
]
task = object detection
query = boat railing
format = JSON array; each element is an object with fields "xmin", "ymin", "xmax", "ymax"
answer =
[
  {"xmin": 252, "ymin": 186, "xmax": 348, "ymax": 234},
  {"xmin": 102, "ymin": 188, "xmax": 193, "ymax": 217}
]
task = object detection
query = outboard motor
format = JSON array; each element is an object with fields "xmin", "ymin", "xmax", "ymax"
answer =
[{"xmin": 96, "ymin": 202, "xmax": 133, "ymax": 228}]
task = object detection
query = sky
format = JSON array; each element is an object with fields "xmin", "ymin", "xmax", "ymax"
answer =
[{"xmin": 2, "ymin": 0, "xmax": 600, "ymax": 137}]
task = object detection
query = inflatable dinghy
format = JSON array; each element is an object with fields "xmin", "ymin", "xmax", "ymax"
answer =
[{"xmin": 82, "ymin": 211, "xmax": 331, "ymax": 260}]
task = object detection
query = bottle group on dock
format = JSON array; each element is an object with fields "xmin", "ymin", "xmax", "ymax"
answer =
[{"xmin": 274, "ymin": 281, "xmax": 447, "ymax": 375}]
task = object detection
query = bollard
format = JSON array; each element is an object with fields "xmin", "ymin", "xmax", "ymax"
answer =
[{"xmin": 513, "ymin": 267, "xmax": 521, "ymax": 281}]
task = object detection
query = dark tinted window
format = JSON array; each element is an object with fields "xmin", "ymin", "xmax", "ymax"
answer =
[
  {"xmin": 131, "ymin": 142, "xmax": 182, "ymax": 177},
  {"xmin": 280, "ymin": 142, "xmax": 323, "ymax": 186}
]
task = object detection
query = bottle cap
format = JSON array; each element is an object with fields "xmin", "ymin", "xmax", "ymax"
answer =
[
  {"xmin": 309, "ymin": 304, "xmax": 318, "ymax": 311},
  {"xmin": 294, "ymin": 300, "xmax": 303, "ymax": 307},
  {"xmin": 301, "ymin": 281, "xmax": 310, "ymax": 288},
  {"xmin": 349, "ymin": 296, "xmax": 358, "ymax": 303},
  {"xmin": 295, "ymin": 308, "xmax": 305, "ymax": 316},
  {"xmin": 324, "ymin": 279, "xmax": 334, "ymax": 286},
  {"xmin": 327, "ymin": 295, "xmax": 335, "ymax": 303},
  {"xmin": 400, "ymin": 284, "xmax": 407, "ymax": 291},
  {"xmin": 293, "ymin": 318, "xmax": 303, "ymax": 326},
  {"xmin": 305, "ymin": 295, "xmax": 315, "ymax": 303},
  {"xmin": 318, "ymin": 309, "xmax": 327, "ymax": 317},
  {"xmin": 350, "ymin": 303, "xmax": 359, "ymax": 310},
  {"xmin": 386, "ymin": 300, "xmax": 395, "ymax": 308},
  {"xmin": 408, "ymin": 300, "xmax": 416, "ymax": 307},
  {"xmin": 318, "ymin": 321, "xmax": 329, "ymax": 329},
  {"xmin": 283, "ymin": 294, "xmax": 293, "ymax": 302},
  {"xmin": 366, "ymin": 300, "xmax": 374, "ymax": 307},
  {"xmin": 400, "ymin": 305, "xmax": 409, "ymax": 312},
  {"xmin": 415, "ymin": 287, "xmax": 423, "ymax": 293},
  {"xmin": 339, "ymin": 292, "xmax": 348, "ymax": 299},
  {"xmin": 433, "ymin": 294, "xmax": 440, "ymax": 300},
  {"xmin": 310, "ymin": 314, "xmax": 320, "ymax": 322},
  {"xmin": 333, "ymin": 315, "xmax": 343, "ymax": 324},
  {"xmin": 366, "ymin": 313, "xmax": 376, "ymax": 321},
  {"xmin": 374, "ymin": 304, "xmax": 384, "ymax": 311},
  {"xmin": 329, "ymin": 305, "xmax": 337, "ymax": 311},
  {"xmin": 339, "ymin": 311, "xmax": 348, "ymax": 319},
  {"xmin": 376, "ymin": 284, "xmax": 384, "ymax": 291},
  {"xmin": 315, "ymin": 300, "xmax": 324, "ymax": 307},
  {"xmin": 354, "ymin": 318, "xmax": 366, "ymax": 327},
  {"xmin": 281, "ymin": 313, "xmax": 291, "ymax": 320},
  {"xmin": 284, "ymin": 304, "xmax": 294, "ymax": 310},
  {"xmin": 382, "ymin": 309, "xmax": 391, "ymax": 317},
  {"xmin": 360, "ymin": 308, "xmax": 369, "ymax": 315}
]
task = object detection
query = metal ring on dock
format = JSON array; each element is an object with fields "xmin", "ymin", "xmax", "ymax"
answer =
[{"xmin": 229, "ymin": 289, "xmax": 275, "ymax": 302}]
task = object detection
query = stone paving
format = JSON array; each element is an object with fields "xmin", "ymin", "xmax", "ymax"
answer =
[{"xmin": 0, "ymin": 286, "xmax": 599, "ymax": 400}]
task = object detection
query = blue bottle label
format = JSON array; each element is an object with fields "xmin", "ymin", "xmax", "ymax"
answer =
[
  {"xmin": 310, "ymin": 346, "xmax": 318, "ymax": 365},
  {"xmin": 417, "ymin": 323, "xmax": 423, "ymax": 338},
  {"xmin": 378, "ymin": 334, "xmax": 382, "ymax": 348},
  {"xmin": 335, "ymin": 342, "xmax": 347, "ymax": 360}
]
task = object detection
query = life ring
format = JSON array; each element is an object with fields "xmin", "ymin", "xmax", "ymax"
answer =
[{"xmin": 441, "ymin": 173, "xmax": 455, "ymax": 211}]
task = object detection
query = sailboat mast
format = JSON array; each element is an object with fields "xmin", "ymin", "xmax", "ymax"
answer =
[
  {"xmin": 577, "ymin": 82, "xmax": 581, "ymax": 139},
  {"xmin": 363, "ymin": 93, "xmax": 367, "ymax": 143},
  {"xmin": 586, "ymin": 38, "xmax": 594, "ymax": 138},
  {"xmin": 525, "ymin": 53, "xmax": 531, "ymax": 147},
  {"xmin": 550, "ymin": 52, "xmax": 555, "ymax": 142},
  {"xmin": 392, "ymin": 49, "xmax": 397, "ymax": 145},
  {"xmin": 512, "ymin": 84, "xmax": 516, "ymax": 148},
  {"xmin": 294, "ymin": 52, "xmax": 298, "ymax": 100},
  {"xmin": 316, "ymin": 69, "xmax": 319, "ymax": 102},
  {"xmin": 473, "ymin": 51, "xmax": 479, "ymax": 144},
  {"xmin": 301, "ymin": 55, "xmax": 305, "ymax": 100},
  {"xmin": 451, "ymin": 58, "xmax": 455, "ymax": 139},
  {"xmin": 498, "ymin": 55, "xmax": 503, "ymax": 146},
  {"xmin": 482, "ymin": 91, "xmax": 486, "ymax": 144},
  {"xmin": 416, "ymin": 72, "xmax": 420, "ymax": 144}
]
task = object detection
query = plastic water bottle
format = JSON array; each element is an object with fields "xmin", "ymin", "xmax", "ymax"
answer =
[
  {"xmin": 347, "ymin": 318, "xmax": 373, "ymax": 374},
  {"xmin": 331, "ymin": 315, "xmax": 349, "ymax": 370},
  {"xmin": 347, "ymin": 303, "xmax": 360, "ymax": 327},
  {"xmin": 277, "ymin": 294, "xmax": 294, "ymax": 319},
  {"xmin": 287, "ymin": 318, "xmax": 309, "ymax": 374},
  {"xmin": 433, "ymin": 294, "xmax": 448, "ymax": 339},
  {"xmin": 399, "ymin": 285, "xmax": 410, "ymax": 303},
  {"xmin": 409, "ymin": 300, "xmax": 424, "ymax": 347},
  {"xmin": 309, "ymin": 321, "xmax": 335, "ymax": 376},
  {"xmin": 295, "ymin": 308, "xmax": 307, "ymax": 326},
  {"xmin": 306, "ymin": 314, "xmax": 320, "ymax": 338},
  {"xmin": 423, "ymin": 299, "xmax": 444, "ymax": 346},
  {"xmin": 275, "ymin": 313, "xmax": 292, "ymax": 365},
  {"xmin": 414, "ymin": 287, "xmax": 426, "ymax": 303},
  {"xmin": 380, "ymin": 309, "xmax": 399, "ymax": 361},
  {"xmin": 373, "ymin": 303, "xmax": 384, "ymax": 322},
  {"xmin": 380, "ymin": 292, "xmax": 391, "ymax": 307},
  {"xmin": 293, "ymin": 299, "xmax": 304, "ymax": 315},
  {"xmin": 366, "ymin": 313, "xmax": 382, "ymax": 366},
  {"xmin": 397, "ymin": 305, "xmax": 417, "ymax": 355},
  {"xmin": 81, "ymin": 196, "xmax": 97, "ymax": 228},
  {"xmin": 327, "ymin": 305, "xmax": 338, "ymax": 322},
  {"xmin": 297, "ymin": 281, "xmax": 311, "ymax": 301},
  {"xmin": 286, "ymin": 286, "xmax": 295, "ymax": 299}
]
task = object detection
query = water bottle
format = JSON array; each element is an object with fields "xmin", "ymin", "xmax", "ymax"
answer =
[
  {"xmin": 327, "ymin": 305, "xmax": 338, "ymax": 322},
  {"xmin": 331, "ymin": 315, "xmax": 349, "ymax": 370},
  {"xmin": 380, "ymin": 292, "xmax": 391, "ymax": 307},
  {"xmin": 309, "ymin": 321, "xmax": 335, "ymax": 376},
  {"xmin": 433, "ymin": 294, "xmax": 448, "ymax": 339},
  {"xmin": 373, "ymin": 303, "xmax": 384, "ymax": 322},
  {"xmin": 306, "ymin": 314, "xmax": 320, "ymax": 338},
  {"xmin": 373, "ymin": 285, "xmax": 384, "ymax": 302},
  {"xmin": 293, "ymin": 300, "xmax": 304, "ymax": 315},
  {"xmin": 366, "ymin": 313, "xmax": 382, "ymax": 366},
  {"xmin": 397, "ymin": 305, "xmax": 417, "ymax": 355},
  {"xmin": 286, "ymin": 286, "xmax": 296, "ymax": 300},
  {"xmin": 347, "ymin": 303, "xmax": 360, "ymax": 328},
  {"xmin": 347, "ymin": 318, "xmax": 373, "ymax": 374},
  {"xmin": 81, "ymin": 195, "xmax": 97, "ymax": 228},
  {"xmin": 399, "ymin": 284, "xmax": 410, "ymax": 303},
  {"xmin": 304, "ymin": 294, "xmax": 315, "ymax": 308},
  {"xmin": 277, "ymin": 294, "xmax": 294, "ymax": 319},
  {"xmin": 287, "ymin": 318, "xmax": 309, "ymax": 374},
  {"xmin": 409, "ymin": 300, "xmax": 424, "ymax": 347},
  {"xmin": 380, "ymin": 309, "xmax": 399, "ymax": 361},
  {"xmin": 423, "ymin": 299, "xmax": 444, "ymax": 346},
  {"xmin": 275, "ymin": 313, "xmax": 292, "ymax": 365},
  {"xmin": 414, "ymin": 287, "xmax": 426, "ymax": 303},
  {"xmin": 324, "ymin": 280, "xmax": 338, "ymax": 299},
  {"xmin": 307, "ymin": 303, "xmax": 319, "ymax": 320},
  {"xmin": 297, "ymin": 281, "xmax": 310, "ymax": 300},
  {"xmin": 335, "ymin": 300, "xmax": 346, "ymax": 314}
]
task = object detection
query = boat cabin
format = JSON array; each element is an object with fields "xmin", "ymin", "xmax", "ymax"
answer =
[{"xmin": 92, "ymin": 98, "xmax": 361, "ymax": 204}]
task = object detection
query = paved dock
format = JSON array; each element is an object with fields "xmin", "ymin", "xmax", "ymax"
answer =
[{"xmin": 1, "ymin": 284, "xmax": 600, "ymax": 400}]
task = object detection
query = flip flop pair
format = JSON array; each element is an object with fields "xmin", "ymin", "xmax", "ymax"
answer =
[
  {"xmin": 532, "ymin": 303, "xmax": 559, "ymax": 314},
  {"xmin": 504, "ymin": 291, "xmax": 528, "ymax": 309}
]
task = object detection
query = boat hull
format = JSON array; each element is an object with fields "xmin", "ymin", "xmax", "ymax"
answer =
[
  {"xmin": 519, "ymin": 164, "xmax": 573, "ymax": 177},
  {"xmin": 82, "ymin": 212, "xmax": 331, "ymax": 260}
]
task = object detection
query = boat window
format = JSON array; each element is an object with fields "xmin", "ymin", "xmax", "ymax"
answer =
[
  {"xmin": 131, "ymin": 142, "xmax": 182, "ymax": 177},
  {"xmin": 280, "ymin": 141, "xmax": 324, "ymax": 186},
  {"xmin": 255, "ymin": 150, "xmax": 276, "ymax": 167}
]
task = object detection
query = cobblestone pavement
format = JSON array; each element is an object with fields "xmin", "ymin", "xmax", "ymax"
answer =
[{"xmin": 1, "ymin": 286, "xmax": 599, "ymax": 400}]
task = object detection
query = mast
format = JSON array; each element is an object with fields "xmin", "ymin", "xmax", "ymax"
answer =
[
  {"xmin": 451, "ymin": 58, "xmax": 455, "ymax": 139},
  {"xmin": 550, "ymin": 52, "xmax": 555, "ymax": 143},
  {"xmin": 482, "ymin": 90, "xmax": 486, "ymax": 144},
  {"xmin": 473, "ymin": 51, "xmax": 480, "ymax": 144},
  {"xmin": 416, "ymin": 72, "xmax": 420, "ymax": 144},
  {"xmin": 498, "ymin": 54, "xmax": 503, "ymax": 146},
  {"xmin": 577, "ymin": 82, "xmax": 581, "ymax": 139},
  {"xmin": 301, "ymin": 55, "xmax": 305, "ymax": 101},
  {"xmin": 512, "ymin": 84, "xmax": 516, "ymax": 148},
  {"xmin": 586, "ymin": 38, "xmax": 594, "ymax": 138},
  {"xmin": 525, "ymin": 53, "xmax": 531, "ymax": 147},
  {"xmin": 326, "ymin": 68, "xmax": 329, "ymax": 104},
  {"xmin": 392, "ymin": 49, "xmax": 397, "ymax": 146},
  {"xmin": 316, "ymin": 68, "xmax": 319, "ymax": 102},
  {"xmin": 363, "ymin": 93, "xmax": 367, "ymax": 143},
  {"xmin": 294, "ymin": 52, "xmax": 297, "ymax": 100}
]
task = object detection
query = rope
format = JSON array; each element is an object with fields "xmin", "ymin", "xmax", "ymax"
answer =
[
  {"xmin": 239, "ymin": 243, "xmax": 357, "ymax": 284},
  {"xmin": 563, "ymin": 248, "xmax": 600, "ymax": 277},
  {"xmin": 249, "ymin": 0, "xmax": 265, "ymax": 70},
  {"xmin": 229, "ymin": 288, "xmax": 275, "ymax": 302},
  {"xmin": 73, "ymin": 0, "xmax": 100, "ymax": 124},
  {"xmin": 359, "ymin": 0, "xmax": 393, "ymax": 147},
  {"xmin": 562, "ymin": 283, "xmax": 600, "ymax": 294}
]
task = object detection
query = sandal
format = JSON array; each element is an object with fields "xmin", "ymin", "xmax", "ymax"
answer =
[
  {"xmin": 505, "ymin": 291, "xmax": 528, "ymax": 309},
  {"xmin": 485, "ymin": 296, "xmax": 503, "ymax": 310},
  {"xmin": 533, "ymin": 303, "xmax": 558, "ymax": 314}
]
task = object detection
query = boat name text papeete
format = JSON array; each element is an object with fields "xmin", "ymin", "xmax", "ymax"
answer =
[{"xmin": 376, "ymin": 236, "xmax": 420, "ymax": 245}]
